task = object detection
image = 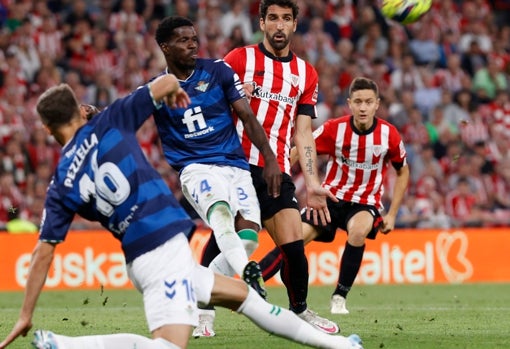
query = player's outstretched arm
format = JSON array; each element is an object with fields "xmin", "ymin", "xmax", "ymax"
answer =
[
  {"xmin": 0, "ymin": 241, "xmax": 56, "ymax": 349},
  {"xmin": 232, "ymin": 98, "xmax": 282, "ymax": 198},
  {"xmin": 380, "ymin": 164, "xmax": 410, "ymax": 234},
  {"xmin": 294, "ymin": 114, "xmax": 337, "ymax": 226},
  {"xmin": 148, "ymin": 74, "xmax": 190, "ymax": 109}
]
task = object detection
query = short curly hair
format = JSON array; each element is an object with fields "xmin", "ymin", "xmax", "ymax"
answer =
[{"xmin": 155, "ymin": 16, "xmax": 194, "ymax": 45}]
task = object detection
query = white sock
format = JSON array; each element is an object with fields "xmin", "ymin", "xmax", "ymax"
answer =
[
  {"xmin": 53, "ymin": 333, "xmax": 180, "ymax": 349},
  {"xmin": 237, "ymin": 288, "xmax": 356, "ymax": 349},
  {"xmin": 207, "ymin": 203, "xmax": 249, "ymax": 276},
  {"xmin": 209, "ymin": 229, "xmax": 259, "ymax": 277}
]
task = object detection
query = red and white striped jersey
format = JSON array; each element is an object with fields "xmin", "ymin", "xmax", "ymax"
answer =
[
  {"xmin": 314, "ymin": 115, "xmax": 407, "ymax": 210},
  {"xmin": 224, "ymin": 43, "xmax": 319, "ymax": 174}
]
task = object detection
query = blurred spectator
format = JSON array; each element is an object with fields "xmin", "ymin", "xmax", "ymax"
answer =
[
  {"xmin": 1, "ymin": 136, "xmax": 33, "ymax": 191},
  {"xmin": 485, "ymin": 89, "xmax": 510, "ymax": 138},
  {"xmin": 433, "ymin": 53, "xmax": 469, "ymax": 94},
  {"xmin": 436, "ymin": 29, "xmax": 459, "ymax": 69},
  {"xmin": 220, "ymin": 0, "xmax": 253, "ymax": 44},
  {"xmin": 409, "ymin": 22, "xmax": 440, "ymax": 67},
  {"xmin": 399, "ymin": 106, "xmax": 429, "ymax": 168},
  {"xmin": 226, "ymin": 25, "xmax": 247, "ymax": 53},
  {"xmin": 356, "ymin": 20, "xmax": 388, "ymax": 61},
  {"xmin": 8, "ymin": 18, "xmax": 40, "ymax": 83},
  {"xmin": 388, "ymin": 89, "xmax": 415, "ymax": 131},
  {"xmin": 447, "ymin": 153, "xmax": 489, "ymax": 207},
  {"xmin": 414, "ymin": 176, "xmax": 452, "ymax": 229},
  {"xmin": 439, "ymin": 140, "xmax": 464, "ymax": 178},
  {"xmin": 198, "ymin": 25, "xmax": 228, "ymax": 59},
  {"xmin": 410, "ymin": 143, "xmax": 444, "ymax": 185},
  {"xmin": 472, "ymin": 140, "xmax": 495, "ymax": 175},
  {"xmin": 459, "ymin": 19, "xmax": 492, "ymax": 54},
  {"xmin": 472, "ymin": 56, "xmax": 508, "ymax": 101},
  {"xmin": 390, "ymin": 52, "xmax": 424, "ymax": 93},
  {"xmin": 315, "ymin": 73, "xmax": 341, "ymax": 128},
  {"xmin": 109, "ymin": 0, "xmax": 146, "ymax": 42},
  {"xmin": 116, "ymin": 52, "xmax": 147, "ymax": 95},
  {"xmin": 0, "ymin": 172, "xmax": 24, "ymax": 227},
  {"xmin": 459, "ymin": 109, "xmax": 489, "ymax": 148},
  {"xmin": 83, "ymin": 30, "xmax": 117, "ymax": 82},
  {"xmin": 413, "ymin": 69, "xmax": 442, "ymax": 116},
  {"xmin": 484, "ymin": 156, "xmax": 510, "ymax": 218},
  {"xmin": 60, "ymin": 16, "xmax": 93, "ymax": 77},
  {"xmin": 303, "ymin": 16, "xmax": 340, "ymax": 65},
  {"xmin": 61, "ymin": 0, "xmax": 96, "ymax": 37},
  {"xmin": 425, "ymin": 105, "xmax": 456, "ymax": 151},
  {"xmin": 330, "ymin": 0, "xmax": 355, "ymax": 40},
  {"xmin": 485, "ymin": 125, "xmax": 510, "ymax": 165},
  {"xmin": 445, "ymin": 176, "xmax": 491, "ymax": 227},
  {"xmin": 34, "ymin": 14, "xmax": 63, "ymax": 62},
  {"xmin": 26, "ymin": 126, "xmax": 60, "ymax": 171},
  {"xmin": 86, "ymin": 69, "xmax": 118, "ymax": 110},
  {"xmin": 460, "ymin": 39, "xmax": 488, "ymax": 77},
  {"xmin": 444, "ymin": 88, "xmax": 475, "ymax": 128}
]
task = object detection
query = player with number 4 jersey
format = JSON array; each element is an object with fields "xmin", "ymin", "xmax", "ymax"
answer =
[{"xmin": 151, "ymin": 17, "xmax": 282, "ymax": 329}]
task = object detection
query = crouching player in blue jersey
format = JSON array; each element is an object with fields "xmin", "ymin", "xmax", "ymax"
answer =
[
  {"xmin": 151, "ymin": 16, "xmax": 283, "ymax": 336},
  {"xmin": 0, "ymin": 76, "xmax": 363, "ymax": 349}
]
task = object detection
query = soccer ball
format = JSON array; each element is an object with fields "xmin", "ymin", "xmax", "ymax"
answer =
[{"xmin": 380, "ymin": 0, "xmax": 432, "ymax": 24}]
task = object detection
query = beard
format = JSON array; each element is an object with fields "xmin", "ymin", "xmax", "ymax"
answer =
[
  {"xmin": 266, "ymin": 32, "xmax": 290, "ymax": 52},
  {"xmin": 175, "ymin": 55, "xmax": 196, "ymax": 72}
]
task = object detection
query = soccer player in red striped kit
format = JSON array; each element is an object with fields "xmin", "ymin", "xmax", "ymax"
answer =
[
  {"xmin": 260, "ymin": 77, "xmax": 410, "ymax": 314},
  {"xmin": 205, "ymin": 0, "xmax": 339, "ymax": 334}
]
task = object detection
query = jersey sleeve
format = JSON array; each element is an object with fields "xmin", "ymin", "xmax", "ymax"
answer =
[
  {"xmin": 313, "ymin": 120, "xmax": 336, "ymax": 156},
  {"xmin": 224, "ymin": 47, "xmax": 245, "ymax": 77},
  {"xmin": 39, "ymin": 179, "xmax": 75, "ymax": 243},
  {"xmin": 296, "ymin": 63, "xmax": 319, "ymax": 118},
  {"xmin": 387, "ymin": 125, "xmax": 407, "ymax": 169},
  {"xmin": 100, "ymin": 85, "xmax": 155, "ymax": 133},
  {"xmin": 217, "ymin": 59, "xmax": 246, "ymax": 104}
]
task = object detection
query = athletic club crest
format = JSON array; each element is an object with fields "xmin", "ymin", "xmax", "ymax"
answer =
[
  {"xmin": 372, "ymin": 145, "xmax": 382, "ymax": 157},
  {"xmin": 290, "ymin": 74, "xmax": 299, "ymax": 87}
]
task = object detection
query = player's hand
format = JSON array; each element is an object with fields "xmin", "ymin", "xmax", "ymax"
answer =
[
  {"xmin": 379, "ymin": 214, "xmax": 396, "ymax": 234},
  {"xmin": 0, "ymin": 318, "xmax": 33, "ymax": 349},
  {"xmin": 165, "ymin": 87, "xmax": 190, "ymax": 109},
  {"xmin": 243, "ymin": 82, "xmax": 255, "ymax": 102},
  {"xmin": 263, "ymin": 157, "xmax": 282, "ymax": 198},
  {"xmin": 305, "ymin": 185, "xmax": 338, "ymax": 226}
]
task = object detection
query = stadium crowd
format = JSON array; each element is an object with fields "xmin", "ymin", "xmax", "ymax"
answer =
[{"xmin": 1, "ymin": 0, "xmax": 510, "ymax": 232}]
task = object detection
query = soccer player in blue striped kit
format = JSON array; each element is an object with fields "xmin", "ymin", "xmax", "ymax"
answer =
[
  {"xmin": 151, "ymin": 16, "xmax": 282, "ymax": 337},
  {"xmin": 0, "ymin": 75, "xmax": 363, "ymax": 349}
]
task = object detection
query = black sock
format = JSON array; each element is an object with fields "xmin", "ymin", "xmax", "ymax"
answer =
[
  {"xmin": 259, "ymin": 246, "xmax": 283, "ymax": 281},
  {"xmin": 334, "ymin": 242, "xmax": 365, "ymax": 298},
  {"xmin": 280, "ymin": 240, "xmax": 308, "ymax": 314}
]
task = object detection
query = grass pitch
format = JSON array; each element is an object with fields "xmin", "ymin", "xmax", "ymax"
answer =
[{"xmin": 1, "ymin": 283, "xmax": 509, "ymax": 349}]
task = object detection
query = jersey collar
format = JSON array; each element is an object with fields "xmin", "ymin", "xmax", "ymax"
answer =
[
  {"xmin": 258, "ymin": 42, "xmax": 293, "ymax": 62},
  {"xmin": 350, "ymin": 115, "xmax": 378, "ymax": 135}
]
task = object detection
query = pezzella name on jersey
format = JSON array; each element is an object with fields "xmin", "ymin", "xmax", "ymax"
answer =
[{"xmin": 64, "ymin": 133, "xmax": 99, "ymax": 188}]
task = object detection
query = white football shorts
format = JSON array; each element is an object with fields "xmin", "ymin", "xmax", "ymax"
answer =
[
  {"xmin": 126, "ymin": 233, "xmax": 214, "ymax": 331},
  {"xmin": 180, "ymin": 163, "xmax": 261, "ymax": 227}
]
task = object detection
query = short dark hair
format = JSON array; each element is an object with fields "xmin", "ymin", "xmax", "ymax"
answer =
[
  {"xmin": 348, "ymin": 77, "xmax": 379, "ymax": 98},
  {"xmin": 36, "ymin": 84, "xmax": 80, "ymax": 129},
  {"xmin": 155, "ymin": 16, "xmax": 194, "ymax": 45},
  {"xmin": 259, "ymin": 0, "xmax": 299, "ymax": 20}
]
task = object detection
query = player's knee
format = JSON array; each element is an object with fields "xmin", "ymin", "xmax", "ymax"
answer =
[{"xmin": 347, "ymin": 230, "xmax": 367, "ymax": 246}]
